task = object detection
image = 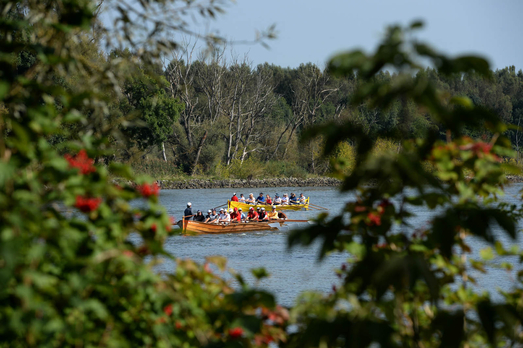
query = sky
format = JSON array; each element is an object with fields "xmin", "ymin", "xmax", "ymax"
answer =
[{"xmin": 182, "ymin": 0, "xmax": 523, "ymax": 70}]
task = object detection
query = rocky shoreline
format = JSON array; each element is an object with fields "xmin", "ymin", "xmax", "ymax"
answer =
[
  {"xmin": 115, "ymin": 175, "xmax": 523, "ymax": 190},
  {"xmin": 155, "ymin": 177, "xmax": 343, "ymax": 190}
]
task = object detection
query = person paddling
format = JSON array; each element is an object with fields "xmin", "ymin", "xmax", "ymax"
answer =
[
  {"xmin": 277, "ymin": 210, "xmax": 288, "ymax": 220},
  {"xmin": 193, "ymin": 210, "xmax": 205, "ymax": 222},
  {"xmin": 247, "ymin": 207, "xmax": 258, "ymax": 221},
  {"xmin": 245, "ymin": 193, "xmax": 255, "ymax": 204},
  {"xmin": 268, "ymin": 206, "xmax": 279, "ymax": 220},
  {"xmin": 238, "ymin": 208, "xmax": 246, "ymax": 221},
  {"xmin": 256, "ymin": 192, "xmax": 265, "ymax": 204},
  {"xmin": 231, "ymin": 193, "xmax": 239, "ymax": 202},
  {"xmin": 258, "ymin": 207, "xmax": 269, "ymax": 221},
  {"xmin": 289, "ymin": 193, "xmax": 298, "ymax": 204},
  {"xmin": 239, "ymin": 194, "xmax": 246, "ymax": 203}
]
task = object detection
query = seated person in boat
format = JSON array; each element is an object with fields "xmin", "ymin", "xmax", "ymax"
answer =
[
  {"xmin": 204, "ymin": 209, "xmax": 218, "ymax": 223},
  {"xmin": 268, "ymin": 206, "xmax": 279, "ymax": 220},
  {"xmin": 217, "ymin": 208, "xmax": 231, "ymax": 223},
  {"xmin": 230, "ymin": 207, "xmax": 241, "ymax": 222},
  {"xmin": 245, "ymin": 193, "xmax": 256, "ymax": 204},
  {"xmin": 247, "ymin": 207, "xmax": 258, "ymax": 221},
  {"xmin": 184, "ymin": 202, "xmax": 193, "ymax": 219},
  {"xmin": 299, "ymin": 193, "xmax": 306, "ymax": 204},
  {"xmin": 289, "ymin": 193, "xmax": 298, "ymax": 204},
  {"xmin": 239, "ymin": 194, "xmax": 246, "ymax": 203},
  {"xmin": 193, "ymin": 210, "xmax": 206, "ymax": 222},
  {"xmin": 266, "ymin": 194, "xmax": 272, "ymax": 205},
  {"xmin": 256, "ymin": 192, "xmax": 265, "ymax": 204},
  {"xmin": 231, "ymin": 193, "xmax": 239, "ymax": 202},
  {"xmin": 238, "ymin": 208, "xmax": 246, "ymax": 221},
  {"xmin": 277, "ymin": 210, "xmax": 288, "ymax": 220},
  {"xmin": 282, "ymin": 194, "xmax": 289, "ymax": 205},
  {"xmin": 273, "ymin": 194, "xmax": 282, "ymax": 205},
  {"xmin": 258, "ymin": 207, "xmax": 269, "ymax": 221}
]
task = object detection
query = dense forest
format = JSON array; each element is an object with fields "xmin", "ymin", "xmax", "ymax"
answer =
[{"xmin": 14, "ymin": 17, "xmax": 523, "ymax": 179}]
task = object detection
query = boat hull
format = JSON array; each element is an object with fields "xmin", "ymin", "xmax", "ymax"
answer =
[
  {"xmin": 179, "ymin": 219, "xmax": 278, "ymax": 234},
  {"xmin": 228, "ymin": 198, "xmax": 309, "ymax": 211}
]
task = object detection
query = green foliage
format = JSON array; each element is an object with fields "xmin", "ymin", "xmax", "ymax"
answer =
[
  {"xmin": 286, "ymin": 22, "xmax": 523, "ymax": 347},
  {"xmin": 0, "ymin": 0, "xmax": 287, "ymax": 347}
]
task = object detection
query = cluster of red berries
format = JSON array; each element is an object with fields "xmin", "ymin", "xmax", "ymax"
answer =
[
  {"xmin": 137, "ymin": 182, "xmax": 160, "ymax": 198},
  {"xmin": 75, "ymin": 196, "xmax": 102, "ymax": 212},
  {"xmin": 65, "ymin": 149, "xmax": 95, "ymax": 175}
]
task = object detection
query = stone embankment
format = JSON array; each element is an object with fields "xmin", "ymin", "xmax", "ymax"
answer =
[{"xmin": 154, "ymin": 177, "xmax": 342, "ymax": 190}]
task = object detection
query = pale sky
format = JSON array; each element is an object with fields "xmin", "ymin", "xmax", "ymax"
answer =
[{"xmin": 191, "ymin": 0, "xmax": 523, "ymax": 70}]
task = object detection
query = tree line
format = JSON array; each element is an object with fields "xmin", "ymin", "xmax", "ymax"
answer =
[{"xmin": 112, "ymin": 49, "xmax": 523, "ymax": 176}]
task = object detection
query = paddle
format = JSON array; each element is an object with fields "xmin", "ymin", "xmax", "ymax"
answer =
[{"xmin": 308, "ymin": 202, "xmax": 329, "ymax": 210}]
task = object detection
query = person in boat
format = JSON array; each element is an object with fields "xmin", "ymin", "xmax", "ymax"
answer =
[
  {"xmin": 277, "ymin": 210, "xmax": 288, "ymax": 220},
  {"xmin": 217, "ymin": 208, "xmax": 231, "ymax": 223},
  {"xmin": 289, "ymin": 193, "xmax": 298, "ymax": 204},
  {"xmin": 231, "ymin": 193, "xmax": 239, "ymax": 202},
  {"xmin": 268, "ymin": 206, "xmax": 279, "ymax": 220},
  {"xmin": 193, "ymin": 210, "xmax": 206, "ymax": 222},
  {"xmin": 204, "ymin": 209, "xmax": 217, "ymax": 223},
  {"xmin": 238, "ymin": 208, "xmax": 246, "ymax": 221},
  {"xmin": 256, "ymin": 192, "xmax": 265, "ymax": 204},
  {"xmin": 273, "ymin": 194, "xmax": 282, "ymax": 205},
  {"xmin": 258, "ymin": 207, "xmax": 269, "ymax": 221},
  {"xmin": 184, "ymin": 202, "xmax": 193, "ymax": 219},
  {"xmin": 245, "ymin": 193, "xmax": 255, "ymax": 204},
  {"xmin": 265, "ymin": 194, "xmax": 272, "ymax": 205},
  {"xmin": 282, "ymin": 194, "xmax": 289, "ymax": 205},
  {"xmin": 299, "ymin": 193, "xmax": 306, "ymax": 204},
  {"xmin": 230, "ymin": 207, "xmax": 241, "ymax": 222},
  {"xmin": 239, "ymin": 194, "xmax": 246, "ymax": 203},
  {"xmin": 247, "ymin": 207, "xmax": 258, "ymax": 221}
]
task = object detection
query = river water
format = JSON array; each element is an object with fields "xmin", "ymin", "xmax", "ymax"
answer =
[{"xmin": 147, "ymin": 185, "xmax": 523, "ymax": 306}]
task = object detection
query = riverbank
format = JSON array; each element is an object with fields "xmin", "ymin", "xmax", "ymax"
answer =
[
  {"xmin": 115, "ymin": 174, "xmax": 523, "ymax": 190},
  {"xmin": 120, "ymin": 177, "xmax": 343, "ymax": 189}
]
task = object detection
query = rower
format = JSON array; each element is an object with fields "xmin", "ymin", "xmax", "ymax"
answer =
[
  {"xmin": 266, "ymin": 194, "xmax": 272, "ymax": 205},
  {"xmin": 258, "ymin": 207, "xmax": 269, "ymax": 221},
  {"xmin": 273, "ymin": 194, "xmax": 282, "ymax": 205},
  {"xmin": 230, "ymin": 207, "xmax": 241, "ymax": 222},
  {"xmin": 239, "ymin": 194, "xmax": 246, "ymax": 203},
  {"xmin": 277, "ymin": 210, "xmax": 288, "ymax": 220},
  {"xmin": 213, "ymin": 208, "xmax": 225, "ymax": 224},
  {"xmin": 282, "ymin": 193, "xmax": 289, "ymax": 205},
  {"xmin": 256, "ymin": 192, "xmax": 265, "ymax": 204},
  {"xmin": 246, "ymin": 193, "xmax": 255, "ymax": 204},
  {"xmin": 193, "ymin": 210, "xmax": 205, "ymax": 222},
  {"xmin": 289, "ymin": 193, "xmax": 298, "ymax": 204},
  {"xmin": 238, "ymin": 208, "xmax": 246, "ymax": 221},
  {"xmin": 247, "ymin": 207, "xmax": 258, "ymax": 221},
  {"xmin": 231, "ymin": 193, "xmax": 239, "ymax": 202},
  {"xmin": 268, "ymin": 206, "xmax": 279, "ymax": 220},
  {"xmin": 184, "ymin": 203, "xmax": 193, "ymax": 219},
  {"xmin": 204, "ymin": 209, "xmax": 214, "ymax": 223},
  {"xmin": 299, "ymin": 193, "xmax": 306, "ymax": 204}
]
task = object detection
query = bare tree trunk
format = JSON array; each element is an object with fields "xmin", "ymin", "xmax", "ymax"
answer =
[
  {"xmin": 161, "ymin": 142, "xmax": 167, "ymax": 162},
  {"xmin": 191, "ymin": 131, "xmax": 208, "ymax": 176}
]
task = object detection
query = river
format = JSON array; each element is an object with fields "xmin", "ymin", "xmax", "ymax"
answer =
[{"xmin": 144, "ymin": 185, "xmax": 523, "ymax": 307}]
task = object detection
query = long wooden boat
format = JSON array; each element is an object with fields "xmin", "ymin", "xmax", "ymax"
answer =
[
  {"xmin": 178, "ymin": 219, "xmax": 278, "ymax": 234},
  {"xmin": 227, "ymin": 198, "xmax": 309, "ymax": 211}
]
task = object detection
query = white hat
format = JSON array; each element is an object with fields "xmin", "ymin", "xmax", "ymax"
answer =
[
  {"xmin": 261, "ymin": 207, "xmax": 265, "ymax": 211},
  {"xmin": 187, "ymin": 202, "xmax": 192, "ymax": 206},
  {"xmin": 229, "ymin": 208, "xmax": 234, "ymax": 212},
  {"xmin": 233, "ymin": 193, "xmax": 236, "ymax": 195},
  {"xmin": 272, "ymin": 206, "xmax": 276, "ymax": 209},
  {"xmin": 238, "ymin": 208, "xmax": 242, "ymax": 211},
  {"xmin": 208, "ymin": 210, "xmax": 212, "ymax": 213}
]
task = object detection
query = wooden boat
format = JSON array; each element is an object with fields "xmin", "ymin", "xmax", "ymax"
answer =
[
  {"xmin": 178, "ymin": 219, "xmax": 278, "ymax": 234},
  {"xmin": 227, "ymin": 198, "xmax": 310, "ymax": 211}
]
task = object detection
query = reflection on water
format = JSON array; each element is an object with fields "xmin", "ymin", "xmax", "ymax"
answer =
[{"xmin": 137, "ymin": 185, "xmax": 523, "ymax": 306}]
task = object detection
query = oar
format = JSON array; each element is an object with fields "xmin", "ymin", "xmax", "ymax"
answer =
[
  {"xmin": 212, "ymin": 203, "xmax": 228, "ymax": 211},
  {"xmin": 271, "ymin": 219, "xmax": 311, "ymax": 223},
  {"xmin": 308, "ymin": 203, "xmax": 329, "ymax": 210}
]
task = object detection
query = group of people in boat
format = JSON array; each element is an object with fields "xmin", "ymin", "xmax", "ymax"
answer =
[
  {"xmin": 230, "ymin": 192, "xmax": 307, "ymax": 205},
  {"xmin": 183, "ymin": 202, "xmax": 287, "ymax": 224}
]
